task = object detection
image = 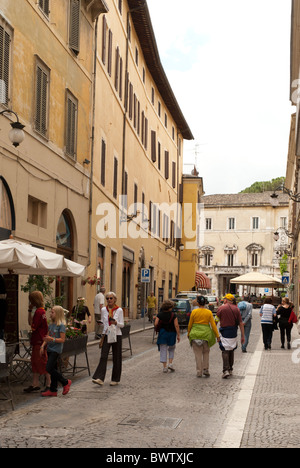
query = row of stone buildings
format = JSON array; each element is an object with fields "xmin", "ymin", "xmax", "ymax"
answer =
[{"xmin": 0, "ymin": 0, "xmax": 199, "ymax": 336}]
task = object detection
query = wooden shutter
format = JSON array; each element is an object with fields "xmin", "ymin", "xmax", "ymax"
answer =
[
  {"xmin": 165, "ymin": 151, "xmax": 169, "ymax": 180},
  {"xmin": 101, "ymin": 139, "xmax": 106, "ymax": 186},
  {"xmin": 66, "ymin": 92, "xmax": 78, "ymax": 158},
  {"xmin": 69, "ymin": 0, "xmax": 80, "ymax": 55},
  {"xmin": 151, "ymin": 131, "xmax": 156, "ymax": 162},
  {"xmin": 113, "ymin": 157, "xmax": 118, "ymax": 199},
  {"xmin": 35, "ymin": 63, "xmax": 48, "ymax": 136},
  {"xmin": 115, "ymin": 47, "xmax": 120, "ymax": 91},
  {"xmin": 108, "ymin": 29, "xmax": 113, "ymax": 76},
  {"xmin": 102, "ymin": 16, "xmax": 107, "ymax": 65},
  {"xmin": 172, "ymin": 161, "xmax": 176, "ymax": 188},
  {"xmin": 0, "ymin": 25, "xmax": 10, "ymax": 106}
]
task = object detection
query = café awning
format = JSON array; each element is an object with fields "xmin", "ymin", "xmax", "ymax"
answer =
[
  {"xmin": 195, "ymin": 271, "xmax": 211, "ymax": 289},
  {"xmin": 0, "ymin": 239, "xmax": 85, "ymax": 277},
  {"xmin": 230, "ymin": 272, "xmax": 282, "ymax": 288}
]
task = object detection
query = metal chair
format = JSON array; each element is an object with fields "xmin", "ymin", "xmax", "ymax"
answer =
[{"xmin": 0, "ymin": 343, "xmax": 17, "ymax": 411}]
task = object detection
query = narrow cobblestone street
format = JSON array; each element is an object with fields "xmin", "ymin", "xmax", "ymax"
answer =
[{"xmin": 1, "ymin": 311, "xmax": 299, "ymax": 449}]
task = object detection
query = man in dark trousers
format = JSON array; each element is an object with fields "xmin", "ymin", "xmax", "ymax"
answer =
[{"xmin": 217, "ymin": 294, "xmax": 245, "ymax": 379}]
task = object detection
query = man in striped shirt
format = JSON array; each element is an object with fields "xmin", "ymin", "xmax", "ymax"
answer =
[{"xmin": 260, "ymin": 298, "xmax": 276, "ymax": 350}]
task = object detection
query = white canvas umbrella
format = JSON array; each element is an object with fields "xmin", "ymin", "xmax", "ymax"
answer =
[
  {"xmin": 0, "ymin": 239, "xmax": 85, "ymax": 277},
  {"xmin": 230, "ymin": 272, "xmax": 282, "ymax": 288}
]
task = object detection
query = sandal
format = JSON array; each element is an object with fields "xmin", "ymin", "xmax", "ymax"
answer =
[{"xmin": 23, "ymin": 386, "xmax": 41, "ymax": 393}]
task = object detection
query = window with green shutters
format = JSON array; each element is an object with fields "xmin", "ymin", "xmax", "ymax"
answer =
[
  {"xmin": 0, "ymin": 19, "xmax": 11, "ymax": 106},
  {"xmin": 35, "ymin": 60, "xmax": 49, "ymax": 137},
  {"xmin": 66, "ymin": 91, "xmax": 78, "ymax": 159},
  {"xmin": 69, "ymin": 0, "xmax": 80, "ymax": 55}
]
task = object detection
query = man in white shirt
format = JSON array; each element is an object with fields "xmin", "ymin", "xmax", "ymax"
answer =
[{"xmin": 94, "ymin": 286, "xmax": 105, "ymax": 339}]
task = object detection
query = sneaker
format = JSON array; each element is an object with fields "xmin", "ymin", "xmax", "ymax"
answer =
[
  {"xmin": 110, "ymin": 381, "xmax": 119, "ymax": 386},
  {"xmin": 168, "ymin": 364, "xmax": 175, "ymax": 372},
  {"xmin": 41, "ymin": 390, "xmax": 57, "ymax": 397},
  {"xmin": 62, "ymin": 380, "xmax": 72, "ymax": 396},
  {"xmin": 163, "ymin": 367, "xmax": 168, "ymax": 373},
  {"xmin": 222, "ymin": 370, "xmax": 230, "ymax": 379},
  {"xmin": 92, "ymin": 379, "xmax": 104, "ymax": 386}
]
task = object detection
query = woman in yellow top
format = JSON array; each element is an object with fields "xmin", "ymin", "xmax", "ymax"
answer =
[{"xmin": 188, "ymin": 296, "xmax": 220, "ymax": 378}]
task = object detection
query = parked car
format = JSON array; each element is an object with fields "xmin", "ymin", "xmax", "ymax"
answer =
[
  {"xmin": 204, "ymin": 295, "xmax": 219, "ymax": 315},
  {"xmin": 171, "ymin": 298, "xmax": 192, "ymax": 328}
]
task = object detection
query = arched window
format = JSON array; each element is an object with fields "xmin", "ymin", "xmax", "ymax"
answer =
[{"xmin": 0, "ymin": 177, "xmax": 15, "ymax": 240}]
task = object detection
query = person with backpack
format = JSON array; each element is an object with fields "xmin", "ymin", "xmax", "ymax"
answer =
[{"xmin": 154, "ymin": 300, "xmax": 180, "ymax": 373}]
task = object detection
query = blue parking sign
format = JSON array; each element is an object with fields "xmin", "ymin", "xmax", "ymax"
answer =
[{"xmin": 141, "ymin": 268, "xmax": 150, "ymax": 283}]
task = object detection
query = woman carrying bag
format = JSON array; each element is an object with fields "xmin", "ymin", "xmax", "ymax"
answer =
[
  {"xmin": 188, "ymin": 296, "xmax": 220, "ymax": 378},
  {"xmin": 92, "ymin": 292, "xmax": 124, "ymax": 386}
]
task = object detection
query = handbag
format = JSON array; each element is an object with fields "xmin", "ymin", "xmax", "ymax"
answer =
[{"xmin": 107, "ymin": 324, "xmax": 117, "ymax": 344}]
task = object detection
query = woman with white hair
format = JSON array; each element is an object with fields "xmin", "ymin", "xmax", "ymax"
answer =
[{"xmin": 92, "ymin": 292, "xmax": 124, "ymax": 386}]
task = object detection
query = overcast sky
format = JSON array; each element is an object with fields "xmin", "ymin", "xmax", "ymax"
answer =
[{"xmin": 147, "ymin": 0, "xmax": 293, "ymax": 195}]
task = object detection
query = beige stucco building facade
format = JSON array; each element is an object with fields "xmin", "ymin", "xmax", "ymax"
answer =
[
  {"xmin": 0, "ymin": 0, "xmax": 193, "ymax": 339},
  {"xmin": 200, "ymin": 192, "xmax": 289, "ymax": 298},
  {"xmin": 0, "ymin": 0, "xmax": 108, "ymax": 340},
  {"xmin": 87, "ymin": 0, "xmax": 193, "ymax": 319}
]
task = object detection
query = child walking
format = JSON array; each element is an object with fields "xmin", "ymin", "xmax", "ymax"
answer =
[{"xmin": 41, "ymin": 306, "xmax": 71, "ymax": 397}]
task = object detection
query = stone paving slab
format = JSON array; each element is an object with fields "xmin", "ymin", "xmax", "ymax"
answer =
[{"xmin": 1, "ymin": 311, "xmax": 299, "ymax": 448}]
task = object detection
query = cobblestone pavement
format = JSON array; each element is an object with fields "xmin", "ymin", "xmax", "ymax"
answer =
[{"xmin": 0, "ymin": 311, "xmax": 299, "ymax": 448}]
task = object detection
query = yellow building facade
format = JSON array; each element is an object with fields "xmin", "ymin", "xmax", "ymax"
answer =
[
  {"xmin": 87, "ymin": 0, "xmax": 193, "ymax": 319},
  {"xmin": 178, "ymin": 173, "xmax": 204, "ymax": 292}
]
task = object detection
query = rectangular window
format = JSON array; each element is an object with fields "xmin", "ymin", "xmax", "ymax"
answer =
[
  {"xmin": 69, "ymin": 0, "xmax": 80, "ymax": 55},
  {"xmin": 252, "ymin": 217, "xmax": 259, "ymax": 230},
  {"xmin": 228, "ymin": 254, "xmax": 234, "ymax": 267},
  {"xmin": 65, "ymin": 90, "xmax": 78, "ymax": 159},
  {"xmin": 0, "ymin": 18, "xmax": 12, "ymax": 106},
  {"xmin": 39, "ymin": 0, "xmax": 50, "ymax": 16},
  {"xmin": 102, "ymin": 16, "xmax": 107, "ymax": 65},
  {"xmin": 228, "ymin": 218, "xmax": 235, "ymax": 230},
  {"xmin": 35, "ymin": 58, "xmax": 49, "ymax": 137},
  {"xmin": 252, "ymin": 253, "xmax": 258, "ymax": 267},
  {"xmin": 206, "ymin": 218, "xmax": 212, "ymax": 230}
]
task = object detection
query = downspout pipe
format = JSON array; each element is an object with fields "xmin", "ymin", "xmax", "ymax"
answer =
[{"xmin": 87, "ymin": 16, "xmax": 99, "ymax": 267}]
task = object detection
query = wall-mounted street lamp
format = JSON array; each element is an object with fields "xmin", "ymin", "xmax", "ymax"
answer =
[
  {"xmin": 0, "ymin": 109, "xmax": 25, "ymax": 147},
  {"xmin": 274, "ymin": 227, "xmax": 294, "ymax": 241},
  {"xmin": 271, "ymin": 184, "xmax": 300, "ymax": 203}
]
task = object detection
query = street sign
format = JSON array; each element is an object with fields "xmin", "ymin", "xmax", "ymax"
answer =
[
  {"xmin": 141, "ymin": 268, "xmax": 150, "ymax": 283},
  {"xmin": 282, "ymin": 274, "xmax": 290, "ymax": 285}
]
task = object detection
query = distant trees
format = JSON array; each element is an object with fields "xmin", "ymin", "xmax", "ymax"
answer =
[{"xmin": 240, "ymin": 177, "xmax": 285, "ymax": 194}]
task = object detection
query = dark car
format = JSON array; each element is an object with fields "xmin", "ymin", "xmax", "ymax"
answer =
[{"xmin": 171, "ymin": 298, "xmax": 191, "ymax": 328}]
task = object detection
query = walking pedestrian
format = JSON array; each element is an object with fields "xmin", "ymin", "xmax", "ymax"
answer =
[
  {"xmin": 93, "ymin": 287, "xmax": 105, "ymax": 339},
  {"xmin": 24, "ymin": 291, "xmax": 51, "ymax": 393},
  {"xmin": 154, "ymin": 300, "xmax": 180, "ymax": 373},
  {"xmin": 260, "ymin": 297, "xmax": 276, "ymax": 350},
  {"xmin": 41, "ymin": 306, "xmax": 71, "ymax": 397},
  {"xmin": 217, "ymin": 294, "xmax": 245, "ymax": 379},
  {"xmin": 147, "ymin": 291, "xmax": 157, "ymax": 322},
  {"xmin": 71, "ymin": 297, "xmax": 91, "ymax": 334},
  {"xmin": 277, "ymin": 298, "xmax": 293, "ymax": 349},
  {"xmin": 92, "ymin": 292, "xmax": 124, "ymax": 386},
  {"xmin": 238, "ymin": 301, "xmax": 252, "ymax": 353},
  {"xmin": 188, "ymin": 296, "xmax": 220, "ymax": 378}
]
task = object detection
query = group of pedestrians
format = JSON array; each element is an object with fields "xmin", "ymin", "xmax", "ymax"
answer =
[{"xmin": 22, "ymin": 287, "xmax": 298, "ymax": 394}]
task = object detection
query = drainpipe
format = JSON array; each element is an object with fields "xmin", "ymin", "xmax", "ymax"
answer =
[{"xmin": 87, "ymin": 16, "xmax": 99, "ymax": 267}]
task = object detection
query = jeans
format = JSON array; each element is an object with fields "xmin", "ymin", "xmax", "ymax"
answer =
[
  {"xmin": 242, "ymin": 321, "xmax": 252, "ymax": 351},
  {"xmin": 46, "ymin": 351, "xmax": 68, "ymax": 392}
]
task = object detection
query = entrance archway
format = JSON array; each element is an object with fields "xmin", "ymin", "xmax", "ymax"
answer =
[{"xmin": 0, "ymin": 176, "xmax": 15, "ymax": 240}]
